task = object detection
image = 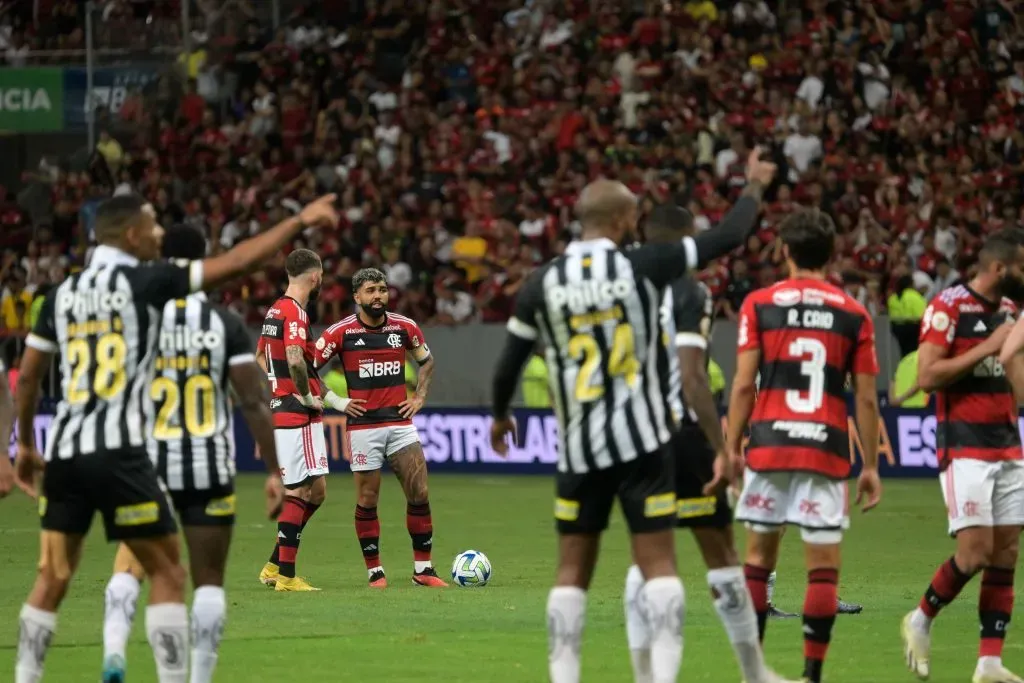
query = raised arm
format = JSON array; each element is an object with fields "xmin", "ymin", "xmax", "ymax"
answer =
[{"xmin": 199, "ymin": 194, "xmax": 338, "ymax": 290}]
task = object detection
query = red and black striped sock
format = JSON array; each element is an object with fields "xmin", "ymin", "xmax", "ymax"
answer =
[
  {"xmin": 407, "ymin": 502, "xmax": 433, "ymax": 566},
  {"xmin": 354, "ymin": 505, "xmax": 381, "ymax": 571},
  {"xmin": 276, "ymin": 497, "xmax": 307, "ymax": 579},
  {"xmin": 743, "ymin": 564, "xmax": 771, "ymax": 643},
  {"xmin": 301, "ymin": 502, "xmax": 321, "ymax": 532},
  {"xmin": 979, "ymin": 567, "xmax": 1014, "ymax": 658},
  {"xmin": 920, "ymin": 556, "xmax": 974, "ymax": 619},
  {"xmin": 802, "ymin": 568, "xmax": 839, "ymax": 683}
]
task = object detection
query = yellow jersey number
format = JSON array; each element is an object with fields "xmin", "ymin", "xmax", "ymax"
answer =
[
  {"xmin": 567, "ymin": 323, "xmax": 640, "ymax": 402},
  {"xmin": 150, "ymin": 375, "xmax": 217, "ymax": 440},
  {"xmin": 66, "ymin": 333, "xmax": 127, "ymax": 404}
]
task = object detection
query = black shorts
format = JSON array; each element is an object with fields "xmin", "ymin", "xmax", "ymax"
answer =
[
  {"xmin": 166, "ymin": 485, "xmax": 236, "ymax": 527},
  {"xmin": 671, "ymin": 424, "xmax": 732, "ymax": 529},
  {"xmin": 41, "ymin": 449, "xmax": 177, "ymax": 541},
  {"xmin": 555, "ymin": 446, "xmax": 676, "ymax": 534}
]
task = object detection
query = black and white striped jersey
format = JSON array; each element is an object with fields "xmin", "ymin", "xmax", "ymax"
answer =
[
  {"xmin": 26, "ymin": 245, "xmax": 203, "ymax": 461},
  {"xmin": 661, "ymin": 276, "xmax": 714, "ymax": 426},
  {"xmin": 146, "ymin": 293, "xmax": 253, "ymax": 492},
  {"xmin": 507, "ymin": 236, "xmax": 699, "ymax": 474}
]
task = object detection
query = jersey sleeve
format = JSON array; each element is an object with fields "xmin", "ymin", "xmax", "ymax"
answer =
[
  {"xmin": 919, "ymin": 297, "xmax": 958, "ymax": 353},
  {"xmin": 626, "ymin": 240, "xmax": 699, "ymax": 290},
  {"xmin": 853, "ymin": 312, "xmax": 879, "ymax": 375},
  {"xmin": 736, "ymin": 294, "xmax": 761, "ymax": 353},
  {"xmin": 507, "ymin": 268, "xmax": 547, "ymax": 342},
  {"xmin": 403, "ymin": 319, "xmax": 432, "ymax": 364},
  {"xmin": 25, "ymin": 291, "xmax": 58, "ymax": 354},
  {"xmin": 282, "ymin": 301, "xmax": 309, "ymax": 346},
  {"xmin": 220, "ymin": 307, "xmax": 256, "ymax": 366},
  {"xmin": 313, "ymin": 325, "xmax": 342, "ymax": 368},
  {"xmin": 137, "ymin": 260, "xmax": 204, "ymax": 308},
  {"xmin": 674, "ymin": 280, "xmax": 712, "ymax": 350}
]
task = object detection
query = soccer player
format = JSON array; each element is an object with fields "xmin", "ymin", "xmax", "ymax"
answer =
[
  {"xmin": 257, "ymin": 249, "xmax": 348, "ymax": 592},
  {"xmin": 902, "ymin": 229, "xmax": 1024, "ymax": 683},
  {"xmin": 728, "ymin": 209, "xmax": 882, "ymax": 683},
  {"xmin": 99, "ymin": 225, "xmax": 285, "ymax": 683},
  {"xmin": 12, "ymin": 192, "xmax": 337, "ymax": 683},
  {"xmin": 623, "ymin": 203, "xmax": 790, "ymax": 683},
  {"xmin": 490, "ymin": 149, "xmax": 777, "ymax": 683},
  {"xmin": 314, "ymin": 267, "xmax": 444, "ymax": 587}
]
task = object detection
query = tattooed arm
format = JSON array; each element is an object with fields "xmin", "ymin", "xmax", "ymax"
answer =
[
  {"xmin": 286, "ymin": 344, "xmax": 322, "ymax": 412},
  {"xmin": 414, "ymin": 355, "xmax": 434, "ymax": 402}
]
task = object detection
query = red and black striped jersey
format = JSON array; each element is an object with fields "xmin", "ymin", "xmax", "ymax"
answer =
[
  {"xmin": 738, "ymin": 278, "xmax": 878, "ymax": 479},
  {"xmin": 257, "ymin": 296, "xmax": 323, "ymax": 428},
  {"xmin": 919, "ymin": 285, "xmax": 1020, "ymax": 467},
  {"xmin": 314, "ymin": 312, "xmax": 431, "ymax": 431}
]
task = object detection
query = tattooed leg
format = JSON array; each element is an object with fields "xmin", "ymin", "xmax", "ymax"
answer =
[{"xmin": 390, "ymin": 443, "xmax": 443, "ymax": 582}]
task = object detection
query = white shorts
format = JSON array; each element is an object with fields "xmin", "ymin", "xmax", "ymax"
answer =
[
  {"xmin": 735, "ymin": 469, "xmax": 850, "ymax": 544},
  {"xmin": 941, "ymin": 459, "xmax": 1024, "ymax": 535},
  {"xmin": 275, "ymin": 423, "xmax": 328, "ymax": 487},
  {"xmin": 346, "ymin": 424, "xmax": 421, "ymax": 472}
]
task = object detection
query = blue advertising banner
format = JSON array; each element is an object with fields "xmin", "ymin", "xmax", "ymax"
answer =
[
  {"xmin": 10, "ymin": 403, "xmax": 1021, "ymax": 480},
  {"xmin": 62, "ymin": 64, "xmax": 163, "ymax": 130}
]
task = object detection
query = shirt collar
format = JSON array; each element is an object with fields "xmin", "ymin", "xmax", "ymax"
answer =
[
  {"xmin": 565, "ymin": 237, "xmax": 618, "ymax": 254},
  {"xmin": 90, "ymin": 244, "xmax": 140, "ymax": 268}
]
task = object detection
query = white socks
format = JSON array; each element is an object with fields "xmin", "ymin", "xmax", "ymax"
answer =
[
  {"xmin": 624, "ymin": 565, "xmax": 653, "ymax": 683},
  {"xmin": 767, "ymin": 570, "xmax": 777, "ymax": 604},
  {"xmin": 642, "ymin": 576, "xmax": 685, "ymax": 683},
  {"xmin": 708, "ymin": 566, "xmax": 769, "ymax": 683},
  {"xmin": 190, "ymin": 586, "xmax": 226, "ymax": 683},
  {"xmin": 414, "ymin": 561, "xmax": 432, "ymax": 573},
  {"xmin": 103, "ymin": 572, "xmax": 141, "ymax": 661},
  {"xmin": 910, "ymin": 606, "xmax": 933, "ymax": 632},
  {"xmin": 146, "ymin": 603, "xmax": 189, "ymax": 683},
  {"xmin": 547, "ymin": 586, "xmax": 586, "ymax": 683},
  {"xmin": 16, "ymin": 605, "xmax": 56, "ymax": 683},
  {"xmin": 623, "ymin": 568, "xmax": 685, "ymax": 683}
]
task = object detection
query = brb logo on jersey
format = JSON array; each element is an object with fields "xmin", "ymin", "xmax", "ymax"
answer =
[
  {"xmin": 358, "ymin": 359, "xmax": 401, "ymax": 378},
  {"xmin": 387, "ymin": 333, "xmax": 403, "ymax": 348}
]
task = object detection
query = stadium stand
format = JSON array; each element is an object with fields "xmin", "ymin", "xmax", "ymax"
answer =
[{"xmin": 2, "ymin": 0, "xmax": 1023, "ymax": 340}]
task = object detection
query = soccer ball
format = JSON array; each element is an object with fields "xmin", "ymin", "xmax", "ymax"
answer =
[{"xmin": 451, "ymin": 550, "xmax": 492, "ymax": 587}]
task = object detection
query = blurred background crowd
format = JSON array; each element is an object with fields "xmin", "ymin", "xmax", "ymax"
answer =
[{"xmin": 1, "ymin": 0, "xmax": 1022, "ymax": 372}]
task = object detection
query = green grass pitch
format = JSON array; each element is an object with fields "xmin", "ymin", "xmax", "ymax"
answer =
[{"xmin": 0, "ymin": 475, "xmax": 1018, "ymax": 682}]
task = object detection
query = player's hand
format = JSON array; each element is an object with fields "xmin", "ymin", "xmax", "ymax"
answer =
[
  {"xmin": 294, "ymin": 393, "xmax": 324, "ymax": 413},
  {"xmin": 702, "ymin": 449, "xmax": 737, "ymax": 496},
  {"xmin": 398, "ymin": 395, "xmax": 424, "ymax": 419},
  {"xmin": 490, "ymin": 417, "xmax": 516, "ymax": 457},
  {"xmin": 855, "ymin": 467, "xmax": 882, "ymax": 512},
  {"xmin": 343, "ymin": 398, "xmax": 368, "ymax": 417},
  {"xmin": 298, "ymin": 193, "xmax": 339, "ymax": 229},
  {"xmin": 0, "ymin": 455, "xmax": 14, "ymax": 498},
  {"xmin": 265, "ymin": 473, "xmax": 285, "ymax": 520},
  {"xmin": 13, "ymin": 443, "xmax": 44, "ymax": 499},
  {"xmin": 745, "ymin": 146, "xmax": 777, "ymax": 186}
]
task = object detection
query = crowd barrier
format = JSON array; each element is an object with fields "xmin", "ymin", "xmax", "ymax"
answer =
[{"xmin": 9, "ymin": 402, "xmax": 1004, "ymax": 480}]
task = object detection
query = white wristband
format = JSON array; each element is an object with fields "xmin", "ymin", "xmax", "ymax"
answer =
[
  {"xmin": 299, "ymin": 393, "xmax": 315, "ymax": 407},
  {"xmin": 325, "ymin": 391, "xmax": 350, "ymax": 412}
]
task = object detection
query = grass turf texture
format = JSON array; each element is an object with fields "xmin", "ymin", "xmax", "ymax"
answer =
[{"xmin": 0, "ymin": 475, "xmax": 1017, "ymax": 682}]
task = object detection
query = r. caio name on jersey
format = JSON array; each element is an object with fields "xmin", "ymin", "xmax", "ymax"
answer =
[
  {"xmin": 785, "ymin": 309, "xmax": 834, "ymax": 330},
  {"xmin": 358, "ymin": 359, "xmax": 401, "ymax": 378}
]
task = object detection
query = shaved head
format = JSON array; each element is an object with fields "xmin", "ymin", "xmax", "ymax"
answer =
[{"xmin": 574, "ymin": 179, "xmax": 638, "ymax": 244}]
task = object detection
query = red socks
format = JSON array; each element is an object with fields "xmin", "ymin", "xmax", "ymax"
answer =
[
  {"xmin": 743, "ymin": 564, "xmax": 771, "ymax": 642},
  {"xmin": 979, "ymin": 567, "xmax": 1014, "ymax": 658},
  {"xmin": 920, "ymin": 556, "xmax": 974, "ymax": 618},
  {"xmin": 276, "ymin": 497, "xmax": 306, "ymax": 578},
  {"xmin": 406, "ymin": 502, "xmax": 433, "ymax": 563},
  {"xmin": 355, "ymin": 505, "xmax": 381, "ymax": 570},
  {"xmin": 802, "ymin": 568, "xmax": 839, "ymax": 682}
]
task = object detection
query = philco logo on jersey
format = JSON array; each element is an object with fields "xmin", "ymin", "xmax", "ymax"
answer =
[
  {"xmin": 547, "ymin": 278, "xmax": 634, "ymax": 312},
  {"xmin": 57, "ymin": 289, "xmax": 130, "ymax": 317},
  {"xmin": 159, "ymin": 326, "xmax": 223, "ymax": 352},
  {"xmin": 358, "ymin": 359, "xmax": 401, "ymax": 378}
]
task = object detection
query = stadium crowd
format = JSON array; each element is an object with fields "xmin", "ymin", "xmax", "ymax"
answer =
[{"xmin": 3, "ymin": 0, "xmax": 1024, "ymax": 338}]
